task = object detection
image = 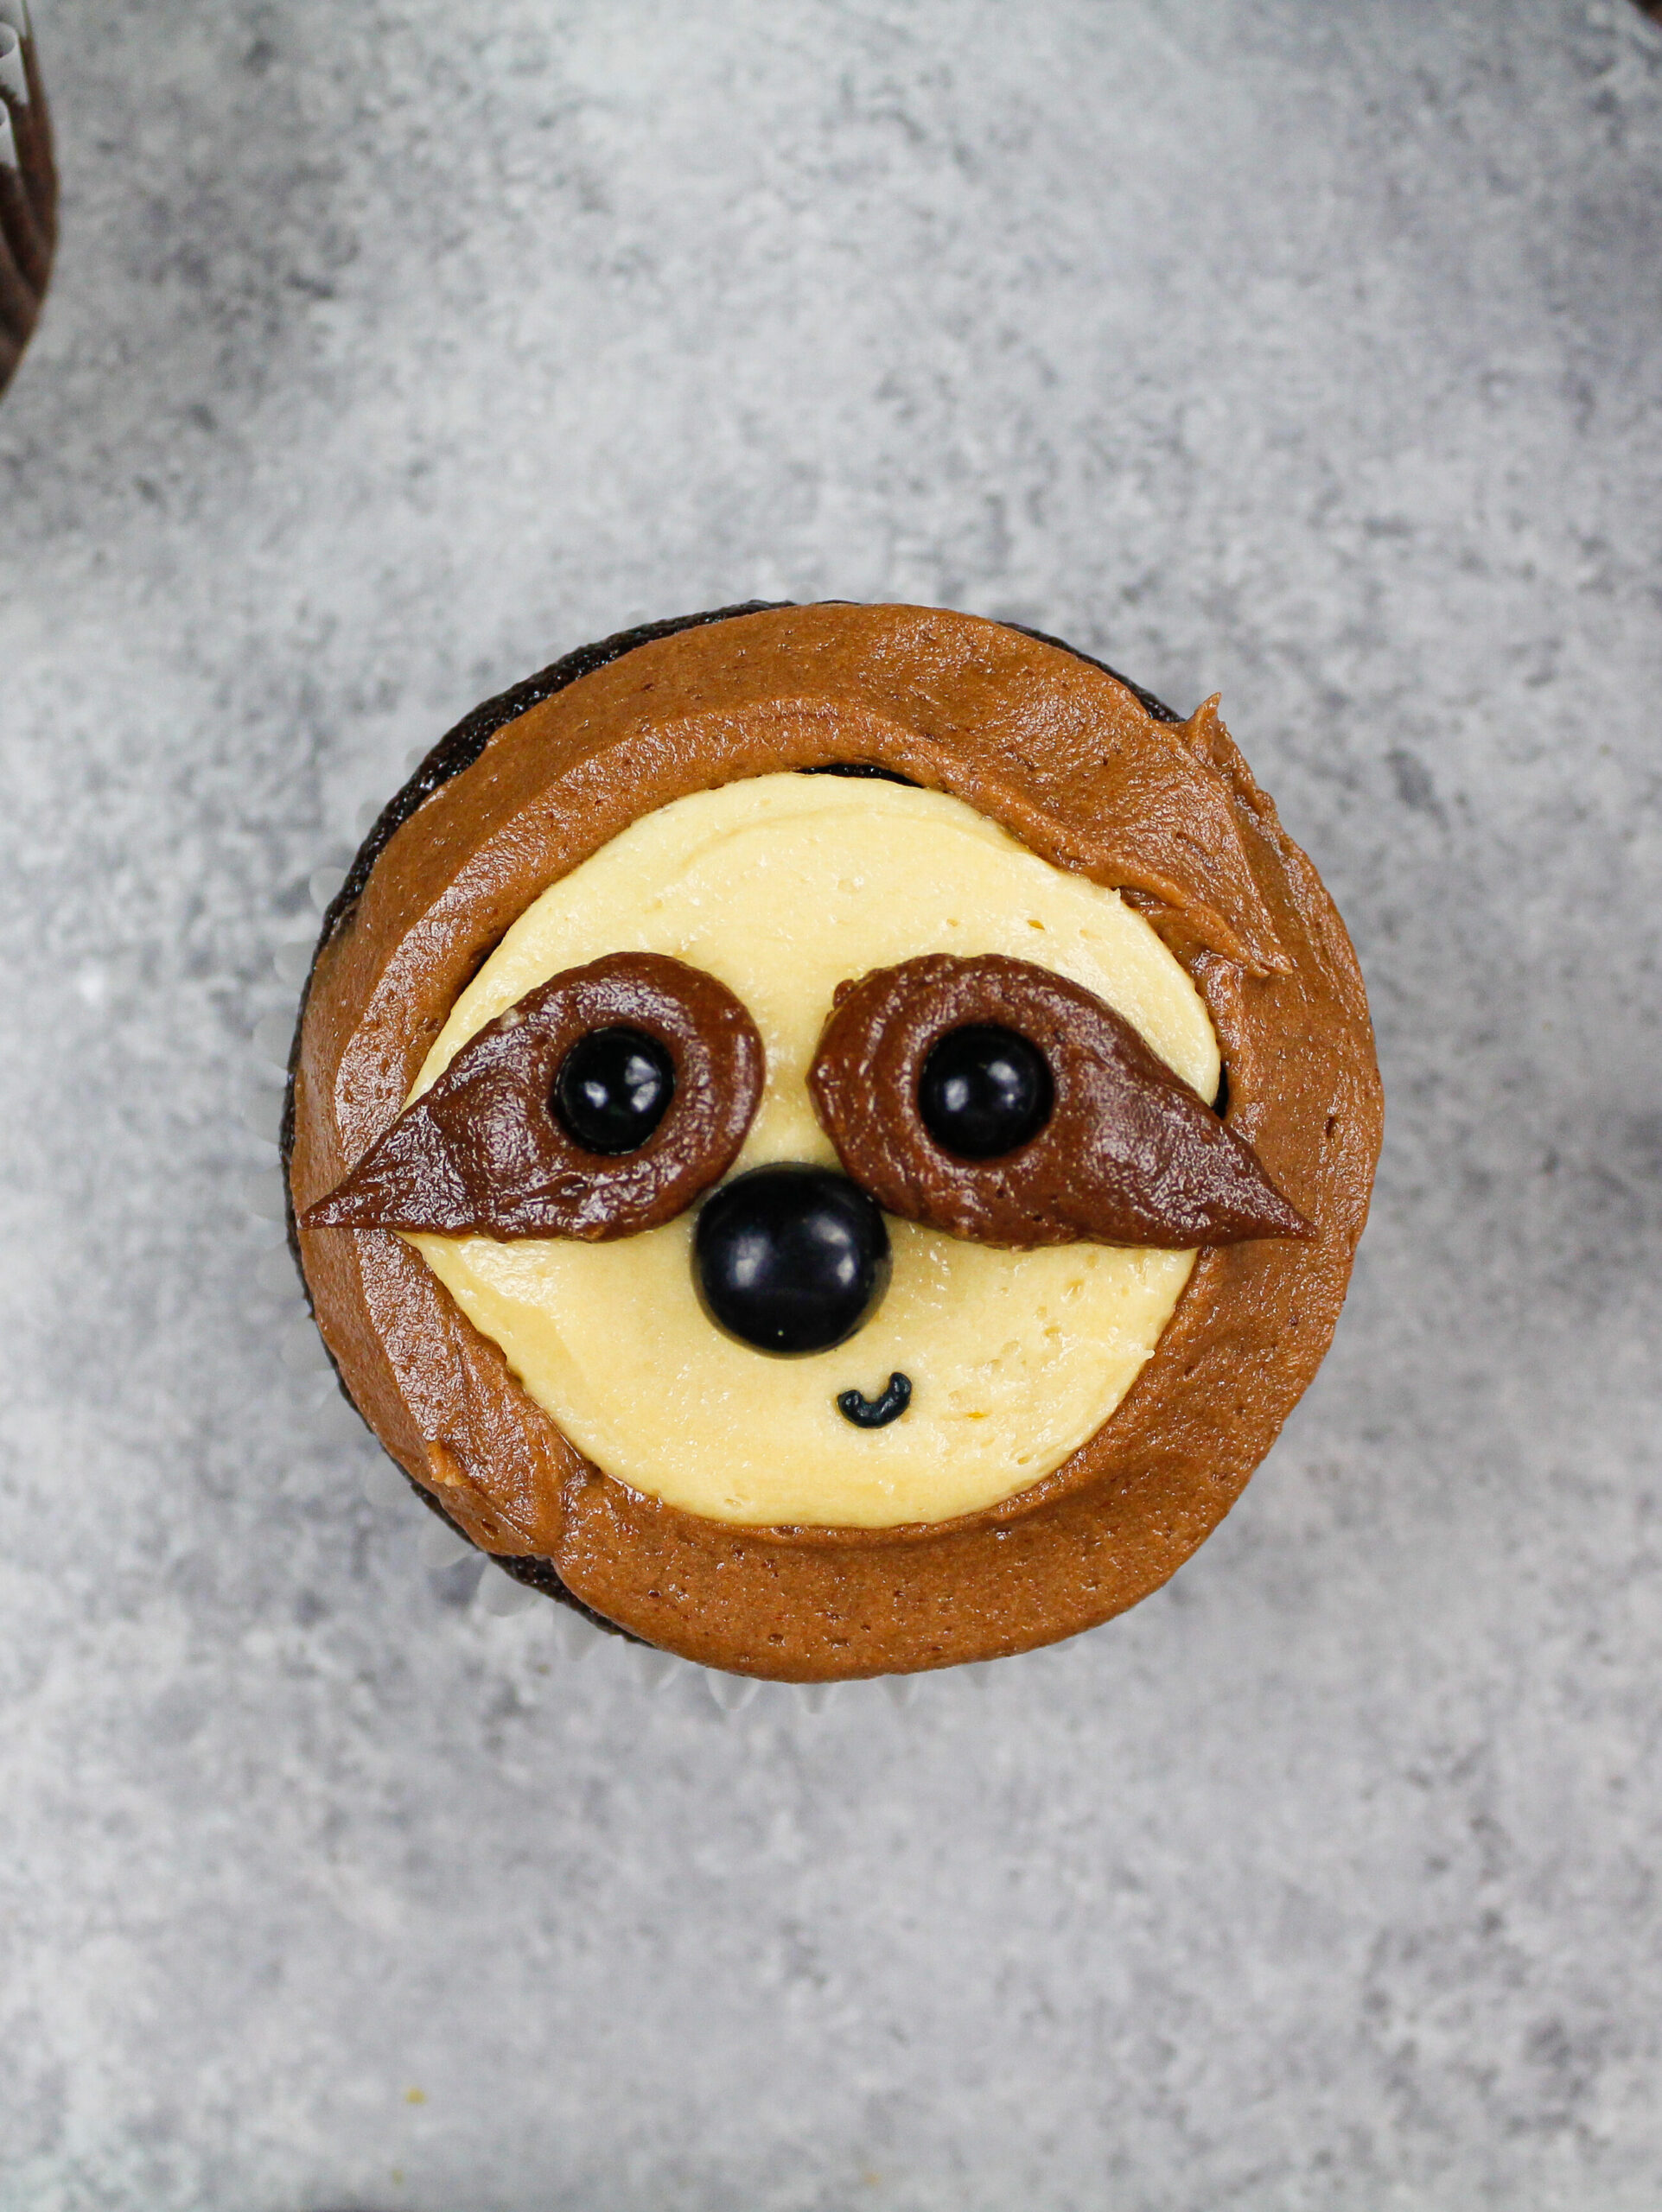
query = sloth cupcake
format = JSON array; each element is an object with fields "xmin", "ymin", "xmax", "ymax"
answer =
[
  {"xmin": 0, "ymin": 1, "xmax": 54, "ymax": 401},
  {"xmin": 286, "ymin": 603, "xmax": 1381, "ymax": 1679}
]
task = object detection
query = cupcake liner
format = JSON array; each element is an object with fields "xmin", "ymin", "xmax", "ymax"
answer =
[
  {"xmin": 0, "ymin": 0, "xmax": 54, "ymax": 399},
  {"xmin": 245, "ymin": 830, "xmax": 952, "ymax": 1714}
]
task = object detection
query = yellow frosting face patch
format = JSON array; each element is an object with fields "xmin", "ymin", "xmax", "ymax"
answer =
[{"xmin": 405, "ymin": 774, "xmax": 1219, "ymax": 1529}]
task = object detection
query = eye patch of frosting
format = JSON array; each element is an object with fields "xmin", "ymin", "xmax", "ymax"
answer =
[
  {"xmin": 306, "ymin": 952, "xmax": 763, "ymax": 1239},
  {"xmin": 404, "ymin": 773, "xmax": 1221, "ymax": 1529},
  {"xmin": 812, "ymin": 953, "xmax": 1308, "ymax": 1249}
]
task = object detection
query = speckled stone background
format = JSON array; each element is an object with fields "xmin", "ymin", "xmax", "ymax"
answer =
[{"xmin": 3, "ymin": 2, "xmax": 1660, "ymax": 2207}]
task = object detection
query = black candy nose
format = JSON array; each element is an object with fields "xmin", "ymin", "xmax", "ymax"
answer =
[{"xmin": 693, "ymin": 1164, "xmax": 891, "ymax": 1356}]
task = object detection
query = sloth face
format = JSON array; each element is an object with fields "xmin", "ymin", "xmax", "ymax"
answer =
[{"xmin": 309, "ymin": 774, "xmax": 1288, "ymax": 1529}]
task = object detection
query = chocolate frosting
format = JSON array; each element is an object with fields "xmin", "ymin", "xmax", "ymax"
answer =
[
  {"xmin": 287, "ymin": 603, "xmax": 1383, "ymax": 1679},
  {"xmin": 303, "ymin": 952, "xmax": 762, "ymax": 1242},
  {"xmin": 809, "ymin": 953, "xmax": 1310, "ymax": 1249}
]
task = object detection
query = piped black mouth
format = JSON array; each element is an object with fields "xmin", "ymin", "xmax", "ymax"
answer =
[{"xmin": 837, "ymin": 1372, "xmax": 913, "ymax": 1428}]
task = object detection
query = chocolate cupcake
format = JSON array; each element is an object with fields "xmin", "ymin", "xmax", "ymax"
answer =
[
  {"xmin": 286, "ymin": 604, "xmax": 1381, "ymax": 1680},
  {"xmin": 0, "ymin": 1, "xmax": 54, "ymax": 401}
]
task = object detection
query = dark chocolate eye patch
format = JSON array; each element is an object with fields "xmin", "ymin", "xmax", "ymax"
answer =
[
  {"xmin": 807, "ymin": 953, "xmax": 1311, "ymax": 1250},
  {"xmin": 303, "ymin": 952, "xmax": 764, "ymax": 1242}
]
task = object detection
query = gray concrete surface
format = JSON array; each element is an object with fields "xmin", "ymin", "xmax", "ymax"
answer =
[{"xmin": 2, "ymin": 1, "xmax": 1660, "ymax": 2206}]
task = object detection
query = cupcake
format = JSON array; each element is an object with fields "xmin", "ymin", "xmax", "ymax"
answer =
[
  {"xmin": 286, "ymin": 603, "xmax": 1381, "ymax": 1680},
  {"xmin": 0, "ymin": 1, "xmax": 54, "ymax": 401}
]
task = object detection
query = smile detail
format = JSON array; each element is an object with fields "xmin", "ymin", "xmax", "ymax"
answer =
[{"xmin": 836, "ymin": 1372, "xmax": 914, "ymax": 1428}]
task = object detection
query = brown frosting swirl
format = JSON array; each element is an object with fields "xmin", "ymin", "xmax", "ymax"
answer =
[
  {"xmin": 809, "ymin": 953, "xmax": 1310, "ymax": 1250},
  {"xmin": 303, "ymin": 951, "xmax": 762, "ymax": 1242},
  {"xmin": 287, "ymin": 603, "xmax": 1383, "ymax": 1680}
]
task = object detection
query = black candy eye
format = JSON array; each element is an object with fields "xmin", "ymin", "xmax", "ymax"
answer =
[
  {"xmin": 918, "ymin": 1023, "xmax": 1053, "ymax": 1160},
  {"xmin": 553, "ymin": 1026, "xmax": 676, "ymax": 1155}
]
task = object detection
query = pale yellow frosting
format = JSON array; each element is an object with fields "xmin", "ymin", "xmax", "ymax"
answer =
[{"xmin": 405, "ymin": 774, "xmax": 1219, "ymax": 1529}]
